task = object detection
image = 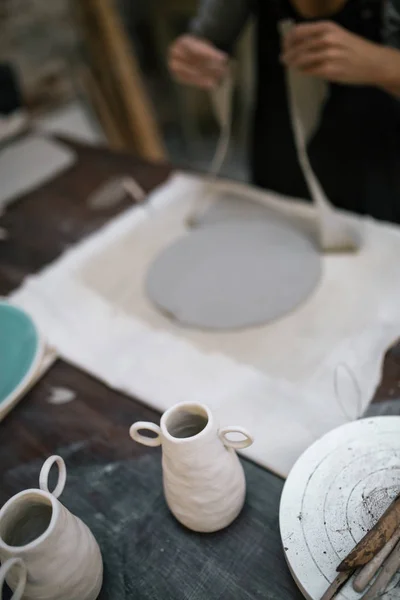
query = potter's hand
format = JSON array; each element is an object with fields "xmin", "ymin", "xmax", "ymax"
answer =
[
  {"xmin": 168, "ymin": 35, "xmax": 229, "ymax": 90},
  {"xmin": 281, "ymin": 21, "xmax": 389, "ymax": 85}
]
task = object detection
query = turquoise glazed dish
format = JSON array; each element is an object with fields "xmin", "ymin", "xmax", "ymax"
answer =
[{"xmin": 0, "ymin": 302, "xmax": 43, "ymax": 420}]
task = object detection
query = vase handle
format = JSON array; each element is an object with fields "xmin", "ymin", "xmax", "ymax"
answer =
[
  {"xmin": 129, "ymin": 422, "xmax": 162, "ymax": 447},
  {"xmin": 39, "ymin": 455, "xmax": 67, "ymax": 499},
  {"xmin": 219, "ymin": 426, "xmax": 254, "ymax": 450},
  {"xmin": 0, "ymin": 558, "xmax": 27, "ymax": 600}
]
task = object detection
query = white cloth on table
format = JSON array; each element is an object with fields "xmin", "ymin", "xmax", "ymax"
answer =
[{"xmin": 10, "ymin": 172, "xmax": 400, "ymax": 477}]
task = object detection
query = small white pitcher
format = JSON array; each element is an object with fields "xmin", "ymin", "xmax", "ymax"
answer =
[
  {"xmin": 130, "ymin": 401, "xmax": 254, "ymax": 533},
  {"xmin": 0, "ymin": 455, "xmax": 103, "ymax": 600}
]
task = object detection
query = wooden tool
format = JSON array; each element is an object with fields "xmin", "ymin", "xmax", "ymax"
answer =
[
  {"xmin": 360, "ymin": 538, "xmax": 400, "ymax": 599},
  {"xmin": 320, "ymin": 494, "xmax": 400, "ymax": 599},
  {"xmin": 353, "ymin": 525, "xmax": 400, "ymax": 592},
  {"xmin": 337, "ymin": 493, "xmax": 400, "ymax": 571},
  {"xmin": 320, "ymin": 571, "xmax": 354, "ymax": 600}
]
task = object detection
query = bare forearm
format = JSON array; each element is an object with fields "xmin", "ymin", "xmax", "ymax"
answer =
[
  {"xmin": 374, "ymin": 46, "xmax": 400, "ymax": 98},
  {"xmin": 283, "ymin": 21, "xmax": 400, "ymax": 96}
]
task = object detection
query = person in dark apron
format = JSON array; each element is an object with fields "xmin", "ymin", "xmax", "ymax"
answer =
[{"xmin": 168, "ymin": 0, "xmax": 400, "ymax": 224}]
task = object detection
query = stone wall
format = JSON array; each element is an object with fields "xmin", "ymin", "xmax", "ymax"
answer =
[
  {"xmin": 0, "ymin": 0, "xmax": 81, "ymax": 110},
  {"xmin": 0, "ymin": 0, "xmax": 156, "ymax": 113}
]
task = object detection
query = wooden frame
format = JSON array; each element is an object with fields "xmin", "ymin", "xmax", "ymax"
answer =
[{"xmin": 73, "ymin": 0, "xmax": 167, "ymax": 161}]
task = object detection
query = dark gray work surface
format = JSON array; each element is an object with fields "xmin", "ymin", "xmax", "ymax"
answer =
[{"xmin": 4, "ymin": 445, "xmax": 301, "ymax": 600}]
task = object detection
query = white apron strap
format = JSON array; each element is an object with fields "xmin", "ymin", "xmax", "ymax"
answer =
[
  {"xmin": 192, "ymin": 24, "xmax": 361, "ymax": 252},
  {"xmin": 279, "ymin": 19, "xmax": 361, "ymax": 252},
  {"xmin": 186, "ymin": 65, "xmax": 235, "ymax": 227}
]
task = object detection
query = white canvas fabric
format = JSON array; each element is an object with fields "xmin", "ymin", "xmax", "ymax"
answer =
[{"xmin": 10, "ymin": 172, "xmax": 400, "ymax": 477}]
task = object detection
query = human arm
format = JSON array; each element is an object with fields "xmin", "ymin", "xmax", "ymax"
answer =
[
  {"xmin": 168, "ymin": 0, "xmax": 252, "ymax": 89},
  {"xmin": 281, "ymin": 20, "xmax": 400, "ymax": 98}
]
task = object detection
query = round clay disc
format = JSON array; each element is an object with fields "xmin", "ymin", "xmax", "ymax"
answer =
[{"xmin": 146, "ymin": 220, "xmax": 321, "ymax": 330}]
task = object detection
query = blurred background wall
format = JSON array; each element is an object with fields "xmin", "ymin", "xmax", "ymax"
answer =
[{"xmin": 0, "ymin": 0, "xmax": 253, "ymax": 180}]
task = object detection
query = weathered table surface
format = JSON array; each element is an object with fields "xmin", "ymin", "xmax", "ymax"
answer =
[{"xmin": 1, "ymin": 139, "xmax": 399, "ymax": 599}]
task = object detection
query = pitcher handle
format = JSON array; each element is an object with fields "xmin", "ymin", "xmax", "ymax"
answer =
[
  {"xmin": 129, "ymin": 422, "xmax": 162, "ymax": 447},
  {"xmin": 219, "ymin": 426, "xmax": 254, "ymax": 450},
  {"xmin": 0, "ymin": 558, "xmax": 27, "ymax": 600},
  {"xmin": 39, "ymin": 455, "xmax": 67, "ymax": 499}
]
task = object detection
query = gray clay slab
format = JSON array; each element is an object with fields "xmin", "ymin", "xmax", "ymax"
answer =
[
  {"xmin": 196, "ymin": 193, "xmax": 280, "ymax": 227},
  {"xmin": 195, "ymin": 192, "xmax": 318, "ymax": 246},
  {"xmin": 146, "ymin": 219, "xmax": 322, "ymax": 330}
]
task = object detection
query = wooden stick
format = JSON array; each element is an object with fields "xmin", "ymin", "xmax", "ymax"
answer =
[
  {"xmin": 338, "ymin": 493, "xmax": 400, "ymax": 571},
  {"xmin": 72, "ymin": 1, "xmax": 133, "ymax": 149},
  {"xmin": 85, "ymin": 0, "xmax": 167, "ymax": 161},
  {"xmin": 353, "ymin": 525, "xmax": 400, "ymax": 592},
  {"xmin": 361, "ymin": 539, "xmax": 400, "ymax": 600},
  {"xmin": 320, "ymin": 570, "xmax": 354, "ymax": 600},
  {"xmin": 80, "ymin": 67, "xmax": 126, "ymax": 150}
]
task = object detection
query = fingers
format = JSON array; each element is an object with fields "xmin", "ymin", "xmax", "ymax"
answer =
[
  {"xmin": 281, "ymin": 21, "xmax": 344, "ymax": 71},
  {"xmin": 168, "ymin": 35, "xmax": 228, "ymax": 89},
  {"xmin": 301, "ymin": 62, "xmax": 341, "ymax": 80},
  {"xmin": 171, "ymin": 35, "xmax": 227, "ymax": 67},
  {"xmin": 282, "ymin": 38, "xmax": 335, "ymax": 68},
  {"xmin": 280, "ymin": 21, "xmax": 372, "ymax": 84},
  {"xmin": 283, "ymin": 21, "xmax": 338, "ymax": 51}
]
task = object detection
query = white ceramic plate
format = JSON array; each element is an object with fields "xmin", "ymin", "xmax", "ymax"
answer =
[{"xmin": 280, "ymin": 417, "xmax": 400, "ymax": 600}]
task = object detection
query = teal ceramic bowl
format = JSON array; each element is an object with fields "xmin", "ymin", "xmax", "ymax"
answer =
[{"xmin": 0, "ymin": 302, "xmax": 43, "ymax": 420}]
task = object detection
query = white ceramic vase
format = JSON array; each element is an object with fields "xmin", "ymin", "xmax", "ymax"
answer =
[
  {"xmin": 130, "ymin": 401, "xmax": 254, "ymax": 533},
  {"xmin": 0, "ymin": 456, "xmax": 103, "ymax": 600}
]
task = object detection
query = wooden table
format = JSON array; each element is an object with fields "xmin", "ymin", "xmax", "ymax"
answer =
[{"xmin": 1, "ymin": 140, "xmax": 400, "ymax": 599}]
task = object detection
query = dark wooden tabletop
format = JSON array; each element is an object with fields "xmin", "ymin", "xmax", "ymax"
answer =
[
  {"xmin": 1, "ymin": 138, "xmax": 400, "ymax": 600},
  {"xmin": 0, "ymin": 138, "xmax": 172, "ymax": 475}
]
